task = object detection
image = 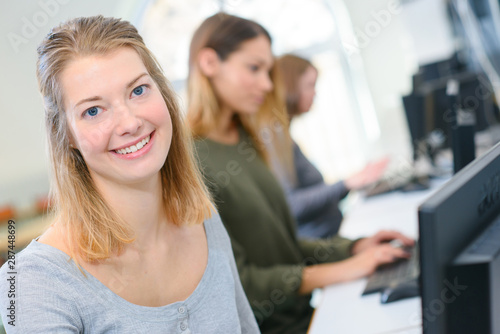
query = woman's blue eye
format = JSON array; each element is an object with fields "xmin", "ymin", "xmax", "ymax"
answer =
[
  {"xmin": 84, "ymin": 106, "xmax": 100, "ymax": 118},
  {"xmin": 132, "ymin": 85, "xmax": 145, "ymax": 97}
]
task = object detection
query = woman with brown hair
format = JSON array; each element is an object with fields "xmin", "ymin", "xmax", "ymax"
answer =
[
  {"xmin": 187, "ymin": 12, "xmax": 412, "ymax": 334},
  {"xmin": 272, "ymin": 54, "xmax": 388, "ymax": 239},
  {"xmin": 0, "ymin": 15, "xmax": 259, "ymax": 333}
]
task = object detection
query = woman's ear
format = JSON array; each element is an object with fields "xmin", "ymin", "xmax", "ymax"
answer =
[
  {"xmin": 198, "ymin": 48, "xmax": 220, "ymax": 77},
  {"xmin": 66, "ymin": 129, "xmax": 78, "ymax": 150},
  {"xmin": 68, "ymin": 138, "xmax": 77, "ymax": 150}
]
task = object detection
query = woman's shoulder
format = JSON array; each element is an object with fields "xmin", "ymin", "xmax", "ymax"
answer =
[
  {"xmin": 192, "ymin": 137, "xmax": 235, "ymax": 175},
  {"xmin": 0, "ymin": 240, "xmax": 84, "ymax": 324},
  {"xmin": 0, "ymin": 224, "xmax": 89, "ymax": 300},
  {"xmin": 203, "ymin": 211, "xmax": 230, "ymax": 245},
  {"xmin": 203, "ymin": 211, "xmax": 238, "ymax": 260},
  {"xmin": 0, "ymin": 240, "xmax": 78, "ymax": 282},
  {"xmin": 193, "ymin": 127, "xmax": 249, "ymax": 152}
]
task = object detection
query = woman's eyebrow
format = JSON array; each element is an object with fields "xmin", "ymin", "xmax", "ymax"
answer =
[
  {"xmin": 74, "ymin": 73, "xmax": 149, "ymax": 109},
  {"xmin": 74, "ymin": 95, "xmax": 102, "ymax": 109},
  {"xmin": 126, "ymin": 72, "xmax": 149, "ymax": 89}
]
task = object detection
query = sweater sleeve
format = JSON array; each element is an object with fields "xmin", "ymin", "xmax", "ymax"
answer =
[
  {"xmin": 285, "ymin": 142, "xmax": 350, "ymax": 222},
  {"xmin": 298, "ymin": 235, "xmax": 356, "ymax": 263},
  {"xmin": 288, "ymin": 181, "xmax": 349, "ymax": 223},
  {"xmin": 229, "ymin": 234, "xmax": 306, "ymax": 319}
]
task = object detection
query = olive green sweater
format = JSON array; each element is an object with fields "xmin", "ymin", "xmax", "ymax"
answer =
[{"xmin": 194, "ymin": 129, "xmax": 356, "ymax": 334}]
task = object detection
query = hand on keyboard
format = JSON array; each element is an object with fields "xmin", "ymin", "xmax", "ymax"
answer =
[
  {"xmin": 341, "ymin": 242, "xmax": 413, "ymax": 281},
  {"xmin": 389, "ymin": 239, "xmax": 413, "ymax": 255},
  {"xmin": 362, "ymin": 244, "xmax": 420, "ymax": 299},
  {"xmin": 332, "ymin": 230, "xmax": 415, "ymax": 283},
  {"xmin": 351, "ymin": 230, "xmax": 415, "ymax": 255}
]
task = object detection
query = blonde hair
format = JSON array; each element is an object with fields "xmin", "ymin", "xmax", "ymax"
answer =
[
  {"xmin": 186, "ymin": 12, "xmax": 289, "ymax": 162},
  {"xmin": 37, "ymin": 16, "xmax": 213, "ymax": 262},
  {"xmin": 275, "ymin": 54, "xmax": 316, "ymax": 117}
]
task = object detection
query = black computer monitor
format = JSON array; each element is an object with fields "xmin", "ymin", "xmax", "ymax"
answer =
[
  {"xmin": 403, "ymin": 68, "xmax": 494, "ymax": 172},
  {"xmin": 402, "ymin": 93, "xmax": 426, "ymax": 160},
  {"xmin": 426, "ymin": 73, "xmax": 492, "ymax": 136},
  {"xmin": 418, "ymin": 142, "xmax": 500, "ymax": 333}
]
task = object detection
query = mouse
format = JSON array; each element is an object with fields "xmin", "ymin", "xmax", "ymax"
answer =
[{"xmin": 380, "ymin": 279, "xmax": 420, "ymax": 304}]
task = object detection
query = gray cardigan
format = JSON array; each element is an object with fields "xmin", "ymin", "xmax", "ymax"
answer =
[
  {"xmin": 0, "ymin": 213, "xmax": 260, "ymax": 334},
  {"xmin": 270, "ymin": 140, "xmax": 350, "ymax": 239}
]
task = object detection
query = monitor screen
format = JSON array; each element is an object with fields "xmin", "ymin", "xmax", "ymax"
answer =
[{"xmin": 418, "ymin": 141, "xmax": 500, "ymax": 333}]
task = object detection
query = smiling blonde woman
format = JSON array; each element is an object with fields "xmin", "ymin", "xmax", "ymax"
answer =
[{"xmin": 0, "ymin": 15, "xmax": 259, "ymax": 333}]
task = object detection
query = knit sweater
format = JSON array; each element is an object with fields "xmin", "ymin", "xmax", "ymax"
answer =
[{"xmin": 194, "ymin": 128, "xmax": 356, "ymax": 333}]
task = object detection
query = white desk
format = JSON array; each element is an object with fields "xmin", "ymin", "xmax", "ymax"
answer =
[{"xmin": 308, "ymin": 180, "xmax": 448, "ymax": 334}]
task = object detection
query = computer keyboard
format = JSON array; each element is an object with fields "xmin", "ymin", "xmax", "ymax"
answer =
[
  {"xmin": 361, "ymin": 245, "xmax": 419, "ymax": 296},
  {"xmin": 364, "ymin": 175, "xmax": 430, "ymax": 197}
]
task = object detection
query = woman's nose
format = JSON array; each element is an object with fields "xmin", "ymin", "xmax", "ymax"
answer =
[
  {"xmin": 261, "ymin": 72, "xmax": 273, "ymax": 92},
  {"xmin": 114, "ymin": 104, "xmax": 143, "ymax": 136}
]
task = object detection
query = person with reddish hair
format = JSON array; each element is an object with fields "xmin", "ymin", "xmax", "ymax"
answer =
[{"xmin": 272, "ymin": 54, "xmax": 388, "ymax": 239}]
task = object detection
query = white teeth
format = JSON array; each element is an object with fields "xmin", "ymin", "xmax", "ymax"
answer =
[{"xmin": 115, "ymin": 135, "xmax": 150, "ymax": 155}]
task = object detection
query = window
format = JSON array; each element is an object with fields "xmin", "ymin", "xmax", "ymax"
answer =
[{"xmin": 140, "ymin": 0, "xmax": 400, "ymax": 182}]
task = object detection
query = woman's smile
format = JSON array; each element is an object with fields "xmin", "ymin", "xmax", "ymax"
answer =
[{"xmin": 111, "ymin": 131, "xmax": 155, "ymax": 160}]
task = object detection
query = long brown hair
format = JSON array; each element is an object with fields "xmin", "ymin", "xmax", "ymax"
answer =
[
  {"xmin": 186, "ymin": 12, "xmax": 289, "ymax": 161},
  {"xmin": 37, "ymin": 16, "xmax": 213, "ymax": 262}
]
